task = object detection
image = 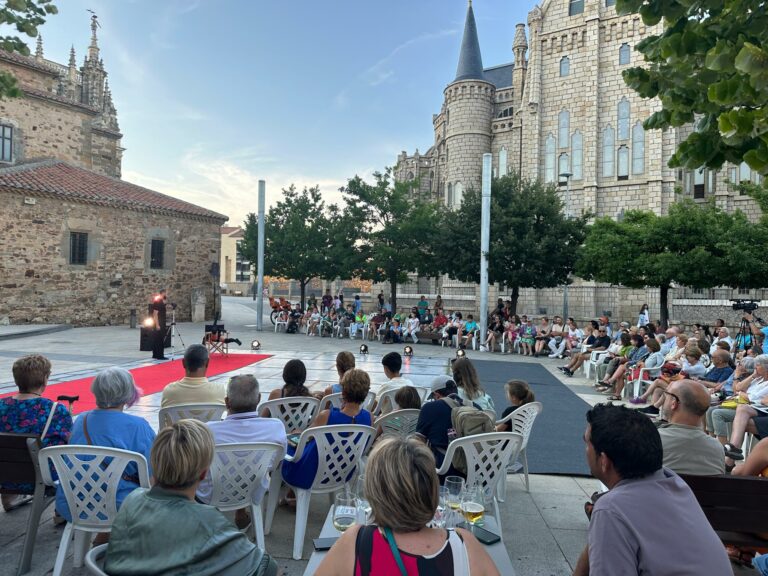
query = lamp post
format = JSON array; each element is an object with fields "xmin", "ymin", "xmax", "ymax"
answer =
[{"xmin": 559, "ymin": 171, "xmax": 572, "ymax": 319}]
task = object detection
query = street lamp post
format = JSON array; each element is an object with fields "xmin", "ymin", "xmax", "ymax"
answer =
[{"xmin": 559, "ymin": 171, "xmax": 572, "ymax": 319}]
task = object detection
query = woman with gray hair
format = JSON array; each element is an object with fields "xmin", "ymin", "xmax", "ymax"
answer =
[
  {"xmin": 706, "ymin": 354, "xmax": 764, "ymax": 444},
  {"xmin": 54, "ymin": 367, "xmax": 156, "ymax": 539}
]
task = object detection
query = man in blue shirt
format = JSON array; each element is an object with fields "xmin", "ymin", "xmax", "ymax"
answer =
[{"xmin": 698, "ymin": 349, "xmax": 733, "ymax": 391}]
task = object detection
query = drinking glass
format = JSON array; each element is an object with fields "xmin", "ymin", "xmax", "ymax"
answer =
[
  {"xmin": 355, "ymin": 476, "xmax": 372, "ymax": 525},
  {"xmin": 460, "ymin": 485, "xmax": 485, "ymax": 528},
  {"xmin": 432, "ymin": 486, "xmax": 449, "ymax": 528},
  {"xmin": 444, "ymin": 476, "xmax": 465, "ymax": 512},
  {"xmin": 333, "ymin": 493, "xmax": 357, "ymax": 532}
]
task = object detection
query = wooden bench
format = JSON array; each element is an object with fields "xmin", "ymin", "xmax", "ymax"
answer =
[
  {"xmin": 414, "ymin": 330, "xmax": 443, "ymax": 343},
  {"xmin": 679, "ymin": 473, "xmax": 768, "ymax": 548}
]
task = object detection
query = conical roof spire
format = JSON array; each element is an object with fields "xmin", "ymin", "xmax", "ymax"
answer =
[
  {"xmin": 454, "ymin": 1, "xmax": 485, "ymax": 82},
  {"xmin": 35, "ymin": 35, "xmax": 43, "ymax": 59},
  {"xmin": 68, "ymin": 45, "xmax": 76, "ymax": 68},
  {"xmin": 88, "ymin": 14, "xmax": 100, "ymax": 60}
]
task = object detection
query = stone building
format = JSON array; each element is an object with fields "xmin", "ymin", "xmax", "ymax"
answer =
[
  {"xmin": 220, "ymin": 226, "xmax": 254, "ymax": 295},
  {"xmin": 0, "ymin": 18, "xmax": 227, "ymax": 326},
  {"xmin": 394, "ymin": 0, "xmax": 764, "ymax": 325}
]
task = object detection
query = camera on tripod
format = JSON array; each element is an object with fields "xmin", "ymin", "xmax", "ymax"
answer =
[{"xmin": 731, "ymin": 299, "xmax": 760, "ymax": 313}]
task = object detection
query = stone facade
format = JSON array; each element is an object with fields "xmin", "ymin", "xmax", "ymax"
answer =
[
  {"xmin": 393, "ymin": 0, "xmax": 765, "ymax": 323},
  {"xmin": 220, "ymin": 226, "xmax": 254, "ymax": 295}
]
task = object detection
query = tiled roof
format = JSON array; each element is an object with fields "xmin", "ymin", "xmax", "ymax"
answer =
[
  {"xmin": 484, "ymin": 63, "xmax": 513, "ymax": 89},
  {"xmin": 221, "ymin": 226, "xmax": 241, "ymax": 235},
  {"xmin": 0, "ymin": 50, "xmax": 60, "ymax": 75},
  {"xmin": 0, "ymin": 159, "xmax": 227, "ymax": 222}
]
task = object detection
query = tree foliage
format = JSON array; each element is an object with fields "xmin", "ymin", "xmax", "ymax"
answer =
[
  {"xmin": 341, "ymin": 169, "xmax": 442, "ymax": 311},
  {"xmin": 618, "ymin": 0, "xmax": 768, "ymax": 175},
  {"xmin": 434, "ymin": 174, "xmax": 589, "ymax": 314},
  {"xmin": 576, "ymin": 199, "xmax": 768, "ymax": 327},
  {"xmin": 0, "ymin": 0, "xmax": 58, "ymax": 99}
]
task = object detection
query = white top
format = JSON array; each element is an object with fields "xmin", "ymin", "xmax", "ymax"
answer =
[
  {"xmin": 197, "ymin": 411, "xmax": 287, "ymax": 504},
  {"xmin": 710, "ymin": 336, "xmax": 734, "ymax": 354},
  {"xmin": 637, "ymin": 311, "xmax": 650, "ymax": 327},
  {"xmin": 377, "ymin": 376, "xmax": 415, "ymax": 412}
]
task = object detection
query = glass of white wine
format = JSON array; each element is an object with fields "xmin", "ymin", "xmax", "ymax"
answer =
[
  {"xmin": 355, "ymin": 476, "xmax": 372, "ymax": 525},
  {"xmin": 333, "ymin": 493, "xmax": 357, "ymax": 532},
  {"xmin": 460, "ymin": 485, "xmax": 485, "ymax": 529}
]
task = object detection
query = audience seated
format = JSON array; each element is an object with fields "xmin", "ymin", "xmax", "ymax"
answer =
[
  {"xmin": 196, "ymin": 374, "xmax": 287, "ymax": 529},
  {"xmin": 459, "ymin": 314, "xmax": 479, "ymax": 349},
  {"xmin": 480, "ymin": 313, "xmax": 504, "ymax": 352},
  {"xmin": 733, "ymin": 437, "xmax": 768, "ymax": 477},
  {"xmin": 599, "ymin": 336, "xmax": 658, "ymax": 400},
  {"xmin": 572, "ymin": 404, "xmax": 731, "ymax": 576},
  {"xmin": 56, "ymin": 367, "xmax": 155, "ymax": 543},
  {"xmin": 420, "ymin": 307, "xmax": 434, "ymax": 328},
  {"xmin": 518, "ymin": 317, "xmax": 536, "ymax": 356},
  {"xmin": 322, "ymin": 351, "xmax": 356, "ymax": 398},
  {"xmin": 504, "ymin": 314, "xmax": 522, "ymax": 353},
  {"xmin": 104, "ymin": 419, "xmax": 278, "ymax": 576},
  {"xmin": 403, "ymin": 312, "xmax": 420, "ymax": 344},
  {"xmin": 263, "ymin": 359, "xmax": 314, "ymax": 408},
  {"xmin": 533, "ymin": 316, "xmax": 552, "ymax": 357},
  {"xmin": 375, "ymin": 352, "xmax": 414, "ymax": 414},
  {"xmin": 550, "ymin": 317, "xmax": 582, "ymax": 359},
  {"xmin": 315, "ymin": 436, "xmax": 499, "ymax": 576},
  {"xmin": 161, "ymin": 345, "xmax": 224, "ymax": 408},
  {"xmin": 657, "ymin": 379, "xmax": 725, "ymax": 475},
  {"xmin": 415, "ymin": 376, "xmax": 468, "ymax": 477},
  {"xmin": 558, "ymin": 326, "xmax": 611, "ymax": 377},
  {"xmin": 709, "ymin": 326, "xmax": 734, "ymax": 354},
  {"xmin": 660, "ymin": 326, "xmax": 680, "ymax": 356},
  {"xmin": 707, "ymin": 354, "xmax": 766, "ymax": 445},
  {"xmin": 698, "ymin": 349, "xmax": 734, "ymax": 390},
  {"xmin": 280, "ymin": 369, "xmax": 372, "ymax": 490},
  {"xmin": 452, "ymin": 357, "xmax": 495, "ymax": 412},
  {"xmin": 496, "ymin": 380, "xmax": 535, "ymax": 432},
  {"xmin": 633, "ymin": 345, "xmax": 706, "ymax": 411},
  {"xmin": 0, "ymin": 354, "xmax": 72, "ymax": 512}
]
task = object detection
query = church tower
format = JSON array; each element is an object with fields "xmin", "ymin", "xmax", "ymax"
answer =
[{"xmin": 442, "ymin": 1, "xmax": 494, "ymax": 206}]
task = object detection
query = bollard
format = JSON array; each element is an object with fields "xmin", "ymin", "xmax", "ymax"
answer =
[{"xmin": 129, "ymin": 307, "xmax": 137, "ymax": 329}]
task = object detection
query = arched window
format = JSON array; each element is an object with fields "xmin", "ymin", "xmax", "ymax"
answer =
[
  {"xmin": 558, "ymin": 153, "xmax": 570, "ymax": 180},
  {"xmin": 631, "ymin": 122, "xmax": 644, "ymax": 174},
  {"xmin": 602, "ymin": 126, "xmax": 615, "ymax": 177},
  {"xmin": 446, "ymin": 183, "xmax": 452, "ymax": 206},
  {"xmin": 571, "ymin": 131, "xmax": 583, "ymax": 180},
  {"xmin": 560, "ymin": 56, "xmax": 570, "ymax": 77},
  {"xmin": 406, "ymin": 171, "xmax": 414, "ymax": 180},
  {"xmin": 740, "ymin": 161, "xmax": 751, "ymax": 183},
  {"xmin": 558, "ymin": 110, "xmax": 570, "ymax": 149},
  {"xmin": 497, "ymin": 107, "xmax": 513, "ymax": 118},
  {"xmin": 617, "ymin": 98, "xmax": 630, "ymax": 140},
  {"xmin": 499, "ymin": 147, "xmax": 508, "ymax": 176},
  {"xmin": 619, "ymin": 43, "xmax": 631, "ymax": 66},
  {"xmin": 617, "ymin": 145, "xmax": 629, "ymax": 179},
  {"xmin": 545, "ymin": 134, "xmax": 556, "ymax": 183},
  {"xmin": 454, "ymin": 182, "xmax": 464, "ymax": 206}
]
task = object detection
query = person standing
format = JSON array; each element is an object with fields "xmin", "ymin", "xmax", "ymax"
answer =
[
  {"xmin": 151, "ymin": 289, "xmax": 168, "ymax": 361},
  {"xmin": 637, "ymin": 304, "xmax": 650, "ymax": 328}
]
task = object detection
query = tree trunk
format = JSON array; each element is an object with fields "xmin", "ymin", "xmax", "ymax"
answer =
[
  {"xmin": 659, "ymin": 285, "xmax": 669, "ymax": 330},
  {"xmin": 510, "ymin": 286, "xmax": 520, "ymax": 316},
  {"xmin": 300, "ymin": 279, "xmax": 308, "ymax": 310},
  {"xmin": 390, "ymin": 275, "xmax": 398, "ymax": 314}
]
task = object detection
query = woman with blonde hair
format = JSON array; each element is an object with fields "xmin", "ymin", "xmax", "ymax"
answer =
[
  {"xmin": 451, "ymin": 357, "xmax": 495, "ymax": 412},
  {"xmin": 315, "ymin": 437, "xmax": 499, "ymax": 576}
]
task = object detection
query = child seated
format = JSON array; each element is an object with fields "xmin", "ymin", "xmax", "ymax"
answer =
[{"xmin": 496, "ymin": 380, "xmax": 536, "ymax": 431}]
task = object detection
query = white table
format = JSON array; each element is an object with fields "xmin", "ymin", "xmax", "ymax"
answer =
[{"xmin": 303, "ymin": 508, "xmax": 516, "ymax": 575}]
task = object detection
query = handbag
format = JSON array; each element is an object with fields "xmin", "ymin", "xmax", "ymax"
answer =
[{"xmin": 721, "ymin": 396, "xmax": 749, "ymax": 409}]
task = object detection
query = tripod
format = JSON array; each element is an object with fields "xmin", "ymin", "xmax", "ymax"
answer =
[
  {"xmin": 166, "ymin": 308, "xmax": 186, "ymax": 360},
  {"xmin": 733, "ymin": 315, "xmax": 753, "ymax": 356}
]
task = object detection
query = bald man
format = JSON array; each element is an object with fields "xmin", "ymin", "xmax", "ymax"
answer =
[{"xmin": 657, "ymin": 379, "xmax": 725, "ymax": 475}]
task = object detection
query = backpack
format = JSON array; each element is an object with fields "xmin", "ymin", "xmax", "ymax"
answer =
[{"xmin": 441, "ymin": 396, "xmax": 495, "ymax": 475}]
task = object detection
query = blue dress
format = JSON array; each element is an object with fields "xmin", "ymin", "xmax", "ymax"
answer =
[
  {"xmin": 55, "ymin": 410, "xmax": 156, "ymax": 522},
  {"xmin": 281, "ymin": 407, "xmax": 371, "ymax": 490}
]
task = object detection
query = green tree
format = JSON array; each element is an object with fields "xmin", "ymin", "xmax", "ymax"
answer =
[
  {"xmin": 341, "ymin": 169, "xmax": 441, "ymax": 312},
  {"xmin": 240, "ymin": 185, "xmax": 331, "ymax": 308},
  {"xmin": 0, "ymin": 0, "xmax": 58, "ymax": 99},
  {"xmin": 575, "ymin": 199, "xmax": 768, "ymax": 327},
  {"xmin": 618, "ymin": 0, "xmax": 768, "ymax": 175},
  {"xmin": 435, "ymin": 174, "xmax": 589, "ymax": 315}
]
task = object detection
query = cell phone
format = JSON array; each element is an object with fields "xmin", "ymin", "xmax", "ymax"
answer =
[
  {"xmin": 456, "ymin": 522, "xmax": 501, "ymax": 545},
  {"xmin": 313, "ymin": 536, "xmax": 339, "ymax": 551},
  {"xmin": 288, "ymin": 434, "xmax": 300, "ymax": 447}
]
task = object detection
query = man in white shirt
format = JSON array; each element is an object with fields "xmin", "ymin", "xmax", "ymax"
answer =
[
  {"xmin": 709, "ymin": 327, "xmax": 734, "ymax": 354},
  {"xmin": 196, "ymin": 374, "xmax": 287, "ymax": 529},
  {"xmin": 375, "ymin": 352, "xmax": 415, "ymax": 413}
]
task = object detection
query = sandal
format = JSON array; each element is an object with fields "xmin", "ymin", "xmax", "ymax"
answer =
[
  {"xmin": 607, "ymin": 395, "xmax": 622, "ymax": 401},
  {"xmin": 1, "ymin": 494, "xmax": 32, "ymax": 512},
  {"xmin": 723, "ymin": 443, "xmax": 744, "ymax": 461}
]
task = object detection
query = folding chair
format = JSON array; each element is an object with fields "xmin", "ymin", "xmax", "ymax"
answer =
[
  {"xmin": 157, "ymin": 403, "xmax": 226, "ymax": 428},
  {"xmin": 204, "ymin": 324, "xmax": 229, "ymax": 355}
]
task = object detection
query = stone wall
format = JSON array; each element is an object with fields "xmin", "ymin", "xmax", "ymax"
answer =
[{"xmin": 0, "ymin": 191, "xmax": 221, "ymax": 326}]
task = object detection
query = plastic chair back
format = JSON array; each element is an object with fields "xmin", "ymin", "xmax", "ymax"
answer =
[
  {"xmin": 84, "ymin": 544, "xmax": 108, "ymax": 576},
  {"xmin": 438, "ymin": 432, "xmax": 523, "ymax": 494},
  {"xmin": 321, "ymin": 391, "xmax": 376, "ymax": 412},
  {"xmin": 375, "ymin": 409, "xmax": 420, "ymax": 439},
  {"xmin": 260, "ymin": 397, "xmax": 320, "ymax": 433},
  {"xmin": 209, "ymin": 442, "xmax": 284, "ymax": 510},
  {"xmin": 373, "ymin": 388, "xmax": 400, "ymax": 416},
  {"xmin": 509, "ymin": 402, "xmax": 542, "ymax": 451},
  {"xmin": 158, "ymin": 403, "xmax": 226, "ymax": 428}
]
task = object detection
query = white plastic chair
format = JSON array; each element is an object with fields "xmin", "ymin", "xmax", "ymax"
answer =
[
  {"xmin": 372, "ymin": 388, "xmax": 401, "ymax": 417},
  {"xmin": 436, "ymin": 432, "xmax": 523, "ymax": 538},
  {"xmin": 625, "ymin": 366, "xmax": 663, "ymax": 399},
  {"xmin": 283, "ymin": 424, "xmax": 375, "ymax": 559},
  {"xmin": 40, "ymin": 446, "xmax": 150, "ymax": 576},
  {"xmin": 583, "ymin": 350, "xmax": 610, "ymax": 380},
  {"xmin": 320, "ymin": 391, "xmax": 376, "ymax": 412},
  {"xmin": 157, "ymin": 403, "xmax": 226, "ymax": 428},
  {"xmin": 208, "ymin": 442, "xmax": 285, "ymax": 550},
  {"xmin": 84, "ymin": 543, "xmax": 108, "ymax": 576},
  {"xmin": 375, "ymin": 409, "xmax": 420, "ymax": 439},
  {"xmin": 495, "ymin": 401, "xmax": 543, "ymax": 497},
  {"xmin": 259, "ymin": 397, "xmax": 320, "ymax": 433},
  {"xmin": 274, "ymin": 316, "xmax": 289, "ymax": 333}
]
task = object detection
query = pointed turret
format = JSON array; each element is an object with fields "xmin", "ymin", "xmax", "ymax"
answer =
[
  {"xmin": 513, "ymin": 23, "xmax": 528, "ymax": 63},
  {"xmin": 512, "ymin": 24, "xmax": 528, "ymax": 106},
  {"xmin": 68, "ymin": 45, "xmax": 76, "ymax": 68},
  {"xmin": 35, "ymin": 35, "xmax": 43, "ymax": 59},
  {"xmin": 88, "ymin": 14, "xmax": 100, "ymax": 61},
  {"xmin": 454, "ymin": 1, "xmax": 485, "ymax": 82}
]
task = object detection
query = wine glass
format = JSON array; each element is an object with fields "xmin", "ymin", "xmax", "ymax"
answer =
[
  {"xmin": 355, "ymin": 476, "xmax": 372, "ymax": 525},
  {"xmin": 333, "ymin": 493, "xmax": 357, "ymax": 532},
  {"xmin": 460, "ymin": 485, "xmax": 485, "ymax": 529},
  {"xmin": 432, "ymin": 486, "xmax": 449, "ymax": 528}
]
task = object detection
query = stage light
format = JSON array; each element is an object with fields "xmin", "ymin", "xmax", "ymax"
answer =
[
  {"xmin": 456, "ymin": 349, "xmax": 466, "ymax": 358},
  {"xmin": 143, "ymin": 318, "xmax": 154, "ymax": 328},
  {"xmin": 359, "ymin": 344, "xmax": 369, "ymax": 355},
  {"xmin": 251, "ymin": 339, "xmax": 261, "ymax": 351},
  {"xmin": 404, "ymin": 345, "xmax": 413, "ymax": 357}
]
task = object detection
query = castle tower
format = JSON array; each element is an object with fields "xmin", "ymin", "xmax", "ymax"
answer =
[
  {"xmin": 512, "ymin": 24, "xmax": 528, "ymax": 106},
  {"xmin": 442, "ymin": 1, "xmax": 494, "ymax": 206},
  {"xmin": 81, "ymin": 14, "xmax": 106, "ymax": 109}
]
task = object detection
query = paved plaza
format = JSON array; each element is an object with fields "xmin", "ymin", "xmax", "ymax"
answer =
[{"xmin": 0, "ymin": 297, "xmax": 618, "ymax": 575}]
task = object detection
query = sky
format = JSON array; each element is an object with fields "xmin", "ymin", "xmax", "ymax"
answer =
[{"xmin": 34, "ymin": 0, "xmax": 532, "ymax": 226}]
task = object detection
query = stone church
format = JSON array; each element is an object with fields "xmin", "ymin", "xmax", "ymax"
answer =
[
  {"xmin": 0, "ymin": 17, "xmax": 227, "ymax": 326},
  {"xmin": 394, "ymin": 0, "xmax": 763, "ymax": 324}
]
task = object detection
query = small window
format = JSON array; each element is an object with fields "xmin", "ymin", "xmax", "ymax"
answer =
[
  {"xmin": 69, "ymin": 232, "xmax": 88, "ymax": 265},
  {"xmin": 569, "ymin": 0, "xmax": 584, "ymax": 15},
  {"xmin": 605, "ymin": 0, "xmax": 616, "ymax": 6},
  {"xmin": 497, "ymin": 107, "xmax": 513, "ymax": 118},
  {"xmin": 693, "ymin": 169, "xmax": 705, "ymax": 199},
  {"xmin": 558, "ymin": 110, "xmax": 570, "ymax": 149},
  {"xmin": 619, "ymin": 44, "xmax": 631, "ymax": 66},
  {"xmin": 560, "ymin": 56, "xmax": 570, "ymax": 77},
  {"xmin": 618, "ymin": 98, "xmax": 630, "ymax": 140},
  {"xmin": 150, "ymin": 239, "xmax": 165, "ymax": 269},
  {"xmin": 617, "ymin": 146, "xmax": 629, "ymax": 180},
  {"xmin": 602, "ymin": 126, "xmax": 615, "ymax": 177},
  {"xmin": 0, "ymin": 125, "xmax": 12, "ymax": 162}
]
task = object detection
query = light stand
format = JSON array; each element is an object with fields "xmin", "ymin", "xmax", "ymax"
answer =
[
  {"xmin": 559, "ymin": 171, "xmax": 573, "ymax": 320},
  {"xmin": 167, "ymin": 307, "xmax": 186, "ymax": 360}
]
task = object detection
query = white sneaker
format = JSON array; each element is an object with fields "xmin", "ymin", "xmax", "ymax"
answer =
[
  {"xmin": 479, "ymin": 345, "xmax": 488, "ymax": 352},
  {"xmin": 548, "ymin": 353, "xmax": 557, "ymax": 358}
]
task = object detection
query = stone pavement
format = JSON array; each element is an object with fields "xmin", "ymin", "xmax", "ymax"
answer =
[{"xmin": 0, "ymin": 297, "xmax": 751, "ymax": 575}]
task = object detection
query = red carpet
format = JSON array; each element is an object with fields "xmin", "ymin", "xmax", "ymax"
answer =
[{"xmin": 2, "ymin": 353, "xmax": 271, "ymax": 414}]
